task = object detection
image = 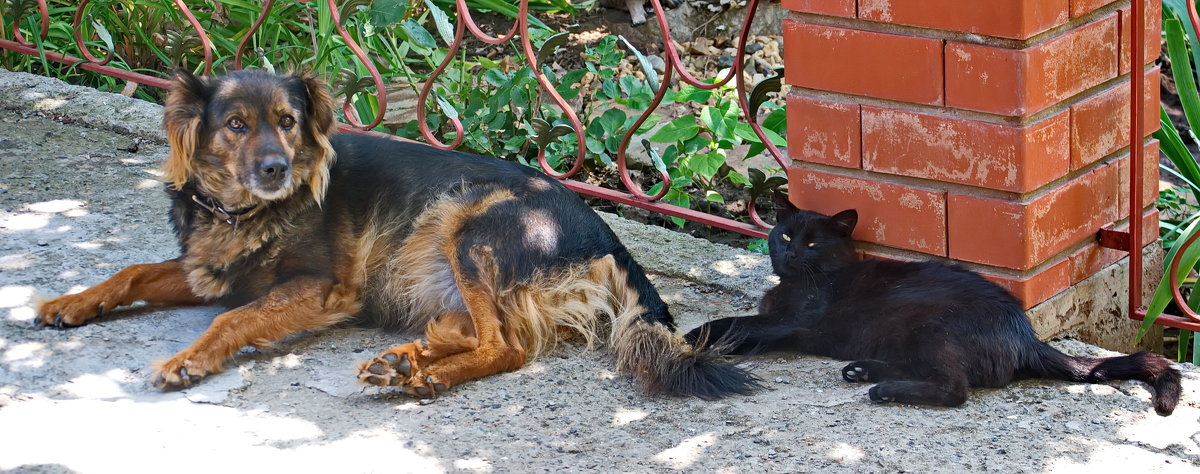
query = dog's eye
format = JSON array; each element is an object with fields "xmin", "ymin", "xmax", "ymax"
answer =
[
  {"xmin": 227, "ymin": 118, "xmax": 246, "ymax": 132},
  {"xmin": 280, "ymin": 115, "xmax": 295, "ymax": 130},
  {"xmin": 781, "ymin": 234, "xmax": 791, "ymax": 242}
]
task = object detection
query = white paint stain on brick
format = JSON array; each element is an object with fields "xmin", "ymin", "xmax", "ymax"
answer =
[
  {"xmin": 863, "ymin": 108, "xmax": 1020, "ymax": 189},
  {"xmin": 859, "ymin": 0, "xmax": 893, "ymax": 22}
]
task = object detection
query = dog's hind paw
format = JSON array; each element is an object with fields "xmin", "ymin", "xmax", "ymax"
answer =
[{"xmin": 358, "ymin": 340, "xmax": 428, "ymax": 387}]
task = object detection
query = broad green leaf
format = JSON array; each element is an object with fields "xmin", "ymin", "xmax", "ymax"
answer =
[
  {"xmin": 687, "ymin": 151, "xmax": 725, "ymax": 180},
  {"xmin": 649, "ymin": 116, "xmax": 700, "ymax": 143},
  {"xmin": 705, "ymin": 190, "xmax": 725, "ymax": 203},
  {"xmin": 400, "ymin": 19, "xmax": 437, "ymax": 49}
]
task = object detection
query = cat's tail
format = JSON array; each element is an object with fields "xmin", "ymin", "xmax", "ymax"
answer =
[
  {"xmin": 1027, "ymin": 343, "xmax": 1181, "ymax": 416},
  {"xmin": 601, "ymin": 248, "xmax": 762, "ymax": 399}
]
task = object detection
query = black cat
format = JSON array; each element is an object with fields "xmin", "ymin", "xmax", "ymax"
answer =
[{"xmin": 686, "ymin": 194, "xmax": 1182, "ymax": 416}]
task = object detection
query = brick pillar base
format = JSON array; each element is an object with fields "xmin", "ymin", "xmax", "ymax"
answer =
[{"xmin": 782, "ymin": 1, "xmax": 1162, "ymax": 348}]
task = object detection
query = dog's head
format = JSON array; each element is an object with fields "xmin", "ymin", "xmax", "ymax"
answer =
[{"xmin": 162, "ymin": 70, "xmax": 337, "ymax": 207}]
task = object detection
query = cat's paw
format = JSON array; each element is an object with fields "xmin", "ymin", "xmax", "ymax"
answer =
[
  {"xmin": 842, "ymin": 361, "xmax": 880, "ymax": 383},
  {"xmin": 867, "ymin": 385, "xmax": 897, "ymax": 403}
]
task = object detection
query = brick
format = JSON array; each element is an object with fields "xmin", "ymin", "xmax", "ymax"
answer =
[
  {"xmin": 858, "ymin": 0, "xmax": 1069, "ymax": 40},
  {"xmin": 1069, "ymin": 209, "xmax": 1158, "ymax": 284},
  {"xmin": 781, "ymin": 0, "xmax": 855, "ymax": 16},
  {"xmin": 947, "ymin": 164, "xmax": 1118, "ymax": 270},
  {"xmin": 862, "ymin": 107, "xmax": 1069, "ymax": 192},
  {"xmin": 1119, "ymin": 1, "xmax": 1163, "ymax": 73},
  {"xmin": 946, "ymin": 14, "xmax": 1119, "ymax": 116},
  {"xmin": 1072, "ymin": 0, "xmax": 1118, "ymax": 18},
  {"xmin": 983, "ymin": 258, "xmax": 1072, "ymax": 309},
  {"xmin": 786, "ymin": 167, "xmax": 947, "ymax": 255},
  {"xmin": 1116, "ymin": 140, "xmax": 1162, "ymax": 219},
  {"xmin": 1070, "ymin": 67, "xmax": 1161, "ymax": 168},
  {"xmin": 784, "ymin": 21, "xmax": 944, "ymax": 105},
  {"xmin": 786, "ymin": 94, "xmax": 861, "ymax": 169}
]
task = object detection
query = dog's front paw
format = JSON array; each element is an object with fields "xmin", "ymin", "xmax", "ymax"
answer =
[
  {"xmin": 152, "ymin": 354, "xmax": 216, "ymax": 390},
  {"xmin": 34, "ymin": 292, "xmax": 111, "ymax": 329}
]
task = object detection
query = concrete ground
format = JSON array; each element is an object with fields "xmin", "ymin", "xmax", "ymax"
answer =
[{"xmin": 1, "ymin": 69, "xmax": 1199, "ymax": 473}]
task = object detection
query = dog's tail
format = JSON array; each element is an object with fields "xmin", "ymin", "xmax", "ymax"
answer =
[
  {"xmin": 1025, "ymin": 342, "xmax": 1181, "ymax": 416},
  {"xmin": 599, "ymin": 249, "xmax": 761, "ymax": 399}
]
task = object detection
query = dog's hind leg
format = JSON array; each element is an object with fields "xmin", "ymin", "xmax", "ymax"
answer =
[
  {"xmin": 360, "ymin": 246, "xmax": 526, "ymax": 396},
  {"xmin": 357, "ymin": 311, "xmax": 480, "ymax": 388},
  {"xmin": 152, "ymin": 277, "xmax": 356, "ymax": 389},
  {"xmin": 35, "ymin": 259, "xmax": 205, "ymax": 328}
]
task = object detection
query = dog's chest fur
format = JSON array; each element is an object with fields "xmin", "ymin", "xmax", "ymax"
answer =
[{"xmin": 173, "ymin": 192, "xmax": 320, "ymax": 302}]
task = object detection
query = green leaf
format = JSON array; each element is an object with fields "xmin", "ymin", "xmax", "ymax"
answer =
[
  {"xmin": 91, "ymin": 20, "xmax": 114, "ymax": 52},
  {"xmin": 687, "ymin": 151, "xmax": 725, "ymax": 180},
  {"xmin": 423, "ymin": 0, "xmax": 455, "ymax": 46},
  {"xmin": 537, "ymin": 31, "xmax": 571, "ymax": 67},
  {"xmin": 1165, "ymin": 18, "xmax": 1200, "ymax": 150},
  {"xmin": 435, "ymin": 95, "xmax": 459, "ymax": 120},
  {"xmin": 1140, "ymin": 216, "xmax": 1200, "ymax": 341},
  {"xmin": 617, "ymin": 35, "xmax": 660, "ymax": 89},
  {"xmin": 643, "ymin": 139, "xmax": 668, "ymax": 174},
  {"xmin": 598, "ymin": 108, "xmax": 627, "ymax": 135},
  {"xmin": 649, "ymin": 116, "xmax": 699, "ymax": 143},
  {"xmin": 673, "ymin": 85, "xmax": 712, "ymax": 103},
  {"xmin": 705, "ymin": 190, "xmax": 725, "ymax": 203},
  {"xmin": 400, "ymin": 19, "xmax": 437, "ymax": 49},
  {"xmin": 600, "ymin": 79, "xmax": 620, "ymax": 100}
]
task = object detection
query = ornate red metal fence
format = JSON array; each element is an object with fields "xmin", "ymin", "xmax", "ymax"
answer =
[
  {"xmin": 0, "ymin": 0, "xmax": 785, "ymax": 238},
  {"xmin": 3, "ymin": 0, "xmax": 1194, "ymax": 331},
  {"xmin": 1105, "ymin": 0, "xmax": 1200, "ymax": 331}
]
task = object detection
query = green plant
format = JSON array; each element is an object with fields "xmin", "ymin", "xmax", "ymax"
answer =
[
  {"xmin": 3, "ymin": 0, "xmax": 789, "ymax": 237},
  {"xmin": 1144, "ymin": 5, "xmax": 1200, "ymax": 363}
]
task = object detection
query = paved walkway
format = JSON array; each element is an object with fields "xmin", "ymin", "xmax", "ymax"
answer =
[{"xmin": 1, "ymin": 69, "xmax": 1198, "ymax": 473}]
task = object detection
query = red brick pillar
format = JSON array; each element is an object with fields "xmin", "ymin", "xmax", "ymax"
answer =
[{"xmin": 781, "ymin": 1, "xmax": 1161, "ymax": 312}]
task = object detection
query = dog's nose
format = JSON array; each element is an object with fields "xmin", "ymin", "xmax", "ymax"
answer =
[{"xmin": 257, "ymin": 156, "xmax": 290, "ymax": 181}]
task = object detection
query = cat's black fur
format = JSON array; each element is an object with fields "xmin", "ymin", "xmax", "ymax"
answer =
[{"xmin": 685, "ymin": 193, "xmax": 1182, "ymax": 416}]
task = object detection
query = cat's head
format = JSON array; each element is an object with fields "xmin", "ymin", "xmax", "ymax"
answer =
[{"xmin": 767, "ymin": 192, "xmax": 859, "ymax": 277}]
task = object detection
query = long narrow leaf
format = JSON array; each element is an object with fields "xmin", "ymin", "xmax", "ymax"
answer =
[
  {"xmin": 1140, "ymin": 216, "xmax": 1200, "ymax": 341},
  {"xmin": 1166, "ymin": 18, "xmax": 1200, "ymax": 145},
  {"xmin": 1154, "ymin": 108, "xmax": 1200, "ymax": 196}
]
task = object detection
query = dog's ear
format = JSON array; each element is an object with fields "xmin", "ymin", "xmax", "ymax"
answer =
[
  {"xmin": 300, "ymin": 73, "xmax": 337, "ymax": 204},
  {"xmin": 162, "ymin": 69, "xmax": 208, "ymax": 190}
]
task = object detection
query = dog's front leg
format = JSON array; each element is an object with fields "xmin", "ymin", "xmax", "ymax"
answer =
[
  {"xmin": 152, "ymin": 277, "xmax": 355, "ymax": 389},
  {"xmin": 36, "ymin": 259, "xmax": 205, "ymax": 328}
]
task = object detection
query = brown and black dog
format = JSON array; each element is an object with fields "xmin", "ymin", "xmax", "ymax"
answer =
[{"xmin": 34, "ymin": 70, "xmax": 757, "ymax": 398}]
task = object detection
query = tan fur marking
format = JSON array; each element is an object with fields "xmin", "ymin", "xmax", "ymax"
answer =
[
  {"xmin": 36, "ymin": 260, "xmax": 206, "ymax": 326},
  {"xmin": 153, "ymin": 277, "xmax": 353, "ymax": 388}
]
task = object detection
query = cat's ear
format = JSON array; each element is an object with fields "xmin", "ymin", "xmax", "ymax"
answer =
[
  {"xmin": 831, "ymin": 209, "xmax": 858, "ymax": 236},
  {"xmin": 771, "ymin": 191, "xmax": 799, "ymax": 222}
]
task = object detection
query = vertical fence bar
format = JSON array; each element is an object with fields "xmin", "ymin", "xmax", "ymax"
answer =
[{"xmin": 1131, "ymin": 0, "xmax": 1145, "ymax": 317}]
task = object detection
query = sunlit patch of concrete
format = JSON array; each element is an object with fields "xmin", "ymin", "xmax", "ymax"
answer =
[
  {"xmin": 827, "ymin": 442, "xmax": 865, "ymax": 465},
  {"xmin": 0, "ymin": 285, "xmax": 33, "ymax": 308},
  {"xmin": 1, "ymin": 213, "xmax": 48, "ymax": 231},
  {"xmin": 26, "ymin": 199, "xmax": 85, "ymax": 214},
  {"xmin": 653, "ymin": 432, "xmax": 715, "ymax": 469},
  {"xmin": 612, "ymin": 407, "xmax": 648, "ymax": 426},
  {"xmin": 0, "ymin": 398, "xmax": 451, "ymax": 473}
]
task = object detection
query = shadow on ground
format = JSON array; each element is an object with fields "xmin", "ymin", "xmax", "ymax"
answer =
[{"xmin": 1, "ymin": 69, "xmax": 1199, "ymax": 473}]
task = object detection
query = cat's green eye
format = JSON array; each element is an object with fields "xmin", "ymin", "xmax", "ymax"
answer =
[
  {"xmin": 781, "ymin": 234, "xmax": 791, "ymax": 242},
  {"xmin": 807, "ymin": 242, "xmax": 816, "ymax": 248}
]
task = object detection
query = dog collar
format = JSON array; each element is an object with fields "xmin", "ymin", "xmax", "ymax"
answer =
[{"xmin": 190, "ymin": 193, "xmax": 261, "ymax": 229}]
